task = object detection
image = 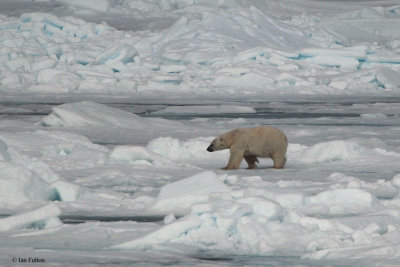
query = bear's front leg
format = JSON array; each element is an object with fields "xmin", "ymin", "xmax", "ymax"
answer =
[{"xmin": 222, "ymin": 148, "xmax": 244, "ymax": 170}]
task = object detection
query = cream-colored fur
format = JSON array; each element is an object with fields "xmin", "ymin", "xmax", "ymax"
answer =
[{"xmin": 207, "ymin": 126, "xmax": 288, "ymax": 170}]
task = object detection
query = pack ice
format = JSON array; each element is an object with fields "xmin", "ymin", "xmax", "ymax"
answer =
[
  {"xmin": 0, "ymin": 1, "xmax": 399, "ymax": 97},
  {"xmin": 1, "ymin": 0, "xmax": 400, "ymax": 266}
]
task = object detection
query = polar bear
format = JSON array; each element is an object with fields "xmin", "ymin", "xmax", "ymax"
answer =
[{"xmin": 207, "ymin": 126, "xmax": 287, "ymax": 170}]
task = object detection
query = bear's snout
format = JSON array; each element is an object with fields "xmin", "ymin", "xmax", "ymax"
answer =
[{"xmin": 207, "ymin": 144, "xmax": 214, "ymax": 152}]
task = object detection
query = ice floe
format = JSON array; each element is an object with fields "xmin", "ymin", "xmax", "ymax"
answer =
[
  {"xmin": 40, "ymin": 101, "xmax": 148, "ymax": 128},
  {"xmin": 0, "ymin": 162, "xmax": 56, "ymax": 208},
  {"xmin": 0, "ymin": 203, "xmax": 61, "ymax": 232},
  {"xmin": 153, "ymin": 105, "xmax": 256, "ymax": 115},
  {"xmin": 149, "ymin": 171, "xmax": 231, "ymax": 214}
]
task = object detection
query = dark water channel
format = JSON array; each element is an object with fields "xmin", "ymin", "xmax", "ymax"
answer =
[{"xmin": 1, "ymin": 98, "xmax": 399, "ymax": 126}]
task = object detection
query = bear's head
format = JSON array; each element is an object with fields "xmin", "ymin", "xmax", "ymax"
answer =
[{"xmin": 207, "ymin": 136, "xmax": 229, "ymax": 152}]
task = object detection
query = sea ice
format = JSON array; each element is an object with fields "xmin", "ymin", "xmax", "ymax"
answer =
[
  {"xmin": 305, "ymin": 55, "xmax": 360, "ymax": 70},
  {"xmin": 392, "ymin": 174, "xmax": 400, "ymax": 189},
  {"xmin": 306, "ymin": 188, "xmax": 377, "ymax": 215},
  {"xmin": 109, "ymin": 145, "xmax": 168, "ymax": 166},
  {"xmin": 112, "ymin": 215, "xmax": 202, "ymax": 250},
  {"xmin": 153, "ymin": 105, "xmax": 256, "ymax": 115},
  {"xmin": 40, "ymin": 102, "xmax": 183, "ymax": 138},
  {"xmin": 0, "ymin": 203, "xmax": 61, "ymax": 231},
  {"xmin": 292, "ymin": 140, "xmax": 364, "ymax": 164},
  {"xmin": 149, "ymin": 171, "xmax": 231, "ymax": 214},
  {"xmin": 0, "ymin": 2, "xmax": 399, "ymax": 98},
  {"xmin": 299, "ymin": 47, "xmax": 367, "ymax": 60},
  {"xmin": 236, "ymin": 197, "xmax": 283, "ymax": 221},
  {"xmin": 0, "ymin": 162, "xmax": 55, "ymax": 208},
  {"xmin": 147, "ymin": 136, "xmax": 227, "ymax": 161},
  {"xmin": 40, "ymin": 101, "xmax": 148, "ymax": 128},
  {"xmin": 0, "ymin": 130, "xmax": 108, "ymax": 171},
  {"xmin": 212, "ymin": 72, "xmax": 275, "ymax": 89},
  {"xmin": 375, "ymin": 67, "xmax": 400, "ymax": 89},
  {"xmin": 1, "ymin": 0, "xmax": 400, "ymax": 265},
  {"xmin": 0, "ymin": 139, "xmax": 10, "ymax": 161},
  {"xmin": 360, "ymin": 113, "xmax": 388, "ymax": 119},
  {"xmin": 51, "ymin": 181, "xmax": 80, "ymax": 202}
]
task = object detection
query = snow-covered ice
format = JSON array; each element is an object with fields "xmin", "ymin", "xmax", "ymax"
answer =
[
  {"xmin": 1, "ymin": 0, "xmax": 400, "ymax": 98},
  {"xmin": 1, "ymin": 0, "xmax": 400, "ymax": 266},
  {"xmin": 0, "ymin": 203, "xmax": 61, "ymax": 232},
  {"xmin": 2, "ymin": 99, "xmax": 400, "ymax": 266},
  {"xmin": 153, "ymin": 105, "xmax": 256, "ymax": 115},
  {"xmin": 149, "ymin": 171, "xmax": 231, "ymax": 214}
]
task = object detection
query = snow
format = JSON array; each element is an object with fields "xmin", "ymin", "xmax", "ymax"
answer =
[
  {"xmin": 212, "ymin": 72, "xmax": 275, "ymax": 89},
  {"xmin": 376, "ymin": 67, "xmax": 400, "ymax": 89},
  {"xmin": 112, "ymin": 214, "xmax": 202, "ymax": 250},
  {"xmin": 361, "ymin": 113, "xmax": 388, "ymax": 119},
  {"xmin": 58, "ymin": 0, "xmax": 110, "ymax": 12},
  {"xmin": 0, "ymin": 2, "xmax": 400, "ymax": 98},
  {"xmin": 52, "ymin": 181, "xmax": 80, "ymax": 202},
  {"xmin": 153, "ymin": 105, "xmax": 256, "ymax": 115},
  {"xmin": 1, "ymin": 0, "xmax": 400, "ymax": 266},
  {"xmin": 40, "ymin": 101, "xmax": 148, "ymax": 128},
  {"xmin": 0, "ymin": 162, "xmax": 55, "ymax": 208},
  {"xmin": 306, "ymin": 188, "xmax": 377, "ymax": 215},
  {"xmin": 109, "ymin": 145, "xmax": 173, "ymax": 167},
  {"xmin": 147, "ymin": 136, "xmax": 228, "ymax": 161},
  {"xmin": 293, "ymin": 140, "xmax": 365, "ymax": 163},
  {"xmin": 112, "ymin": 173, "xmax": 392, "ymax": 255},
  {"xmin": 1, "ymin": 101, "xmax": 400, "ymax": 265},
  {"xmin": 150, "ymin": 171, "xmax": 231, "ymax": 214},
  {"xmin": 0, "ymin": 203, "xmax": 61, "ymax": 232},
  {"xmin": 0, "ymin": 139, "xmax": 10, "ymax": 161},
  {"xmin": 39, "ymin": 101, "xmax": 185, "ymax": 145},
  {"xmin": 392, "ymin": 174, "xmax": 400, "ymax": 188}
]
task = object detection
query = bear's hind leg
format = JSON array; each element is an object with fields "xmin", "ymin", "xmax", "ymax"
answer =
[
  {"xmin": 222, "ymin": 149, "xmax": 244, "ymax": 170},
  {"xmin": 244, "ymin": 155, "xmax": 258, "ymax": 169},
  {"xmin": 272, "ymin": 154, "xmax": 286, "ymax": 169}
]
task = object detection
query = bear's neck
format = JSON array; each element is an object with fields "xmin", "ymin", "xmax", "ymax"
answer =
[{"xmin": 224, "ymin": 134, "xmax": 234, "ymax": 148}]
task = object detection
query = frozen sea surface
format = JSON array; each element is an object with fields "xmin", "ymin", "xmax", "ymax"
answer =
[
  {"xmin": 1, "ymin": 0, "xmax": 400, "ymax": 98},
  {"xmin": 1, "ymin": 0, "xmax": 400, "ymax": 266},
  {"xmin": 0, "ymin": 98, "xmax": 400, "ymax": 266}
]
